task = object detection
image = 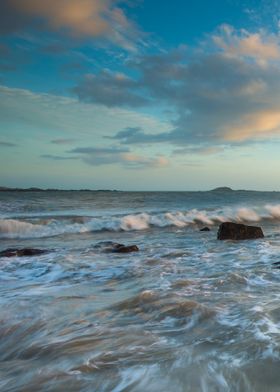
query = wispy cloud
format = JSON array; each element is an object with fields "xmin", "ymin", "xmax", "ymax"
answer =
[
  {"xmin": 0, "ymin": 85, "xmax": 172, "ymax": 141},
  {"xmin": 41, "ymin": 154, "xmax": 78, "ymax": 160},
  {"xmin": 51, "ymin": 138, "xmax": 77, "ymax": 145},
  {"xmin": 0, "ymin": 141, "xmax": 17, "ymax": 147},
  {"xmin": 67, "ymin": 145, "xmax": 169, "ymax": 169},
  {"xmin": 172, "ymin": 146, "xmax": 224, "ymax": 156}
]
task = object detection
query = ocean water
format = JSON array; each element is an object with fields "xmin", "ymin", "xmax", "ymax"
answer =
[{"xmin": 1, "ymin": 190, "xmax": 280, "ymax": 391}]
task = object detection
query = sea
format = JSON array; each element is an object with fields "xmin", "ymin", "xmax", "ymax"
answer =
[{"xmin": 1, "ymin": 189, "xmax": 280, "ymax": 392}]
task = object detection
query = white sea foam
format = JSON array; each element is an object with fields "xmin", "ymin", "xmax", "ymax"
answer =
[
  {"xmin": 2, "ymin": 204, "xmax": 280, "ymax": 238},
  {"xmin": 120, "ymin": 213, "xmax": 150, "ymax": 231},
  {"xmin": 265, "ymin": 204, "xmax": 280, "ymax": 219},
  {"xmin": 235, "ymin": 208, "xmax": 261, "ymax": 222},
  {"xmin": 0, "ymin": 219, "xmax": 37, "ymax": 237}
]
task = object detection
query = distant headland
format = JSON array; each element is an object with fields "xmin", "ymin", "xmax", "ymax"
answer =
[{"xmin": 0, "ymin": 187, "xmax": 119, "ymax": 192}]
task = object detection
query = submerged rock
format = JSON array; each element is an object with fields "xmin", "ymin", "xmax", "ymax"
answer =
[
  {"xmin": 0, "ymin": 248, "xmax": 48, "ymax": 257},
  {"xmin": 158, "ymin": 300, "xmax": 210, "ymax": 319},
  {"xmin": 94, "ymin": 241, "xmax": 139, "ymax": 253},
  {"xmin": 112, "ymin": 244, "xmax": 139, "ymax": 253},
  {"xmin": 217, "ymin": 222, "xmax": 264, "ymax": 240},
  {"xmin": 171, "ymin": 279, "xmax": 193, "ymax": 288},
  {"xmin": 111, "ymin": 290, "xmax": 214, "ymax": 322},
  {"xmin": 200, "ymin": 227, "xmax": 210, "ymax": 232},
  {"xmin": 113, "ymin": 290, "xmax": 158, "ymax": 312}
]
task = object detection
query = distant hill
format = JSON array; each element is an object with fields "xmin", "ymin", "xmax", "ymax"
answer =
[{"xmin": 211, "ymin": 187, "xmax": 234, "ymax": 192}]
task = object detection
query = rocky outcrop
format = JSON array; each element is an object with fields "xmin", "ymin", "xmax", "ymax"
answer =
[
  {"xmin": 217, "ymin": 222, "xmax": 264, "ymax": 240},
  {"xmin": 200, "ymin": 227, "xmax": 210, "ymax": 232},
  {"xmin": 0, "ymin": 248, "xmax": 48, "ymax": 257}
]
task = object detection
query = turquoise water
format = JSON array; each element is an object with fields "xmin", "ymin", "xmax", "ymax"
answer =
[{"xmin": 1, "ymin": 190, "xmax": 280, "ymax": 391}]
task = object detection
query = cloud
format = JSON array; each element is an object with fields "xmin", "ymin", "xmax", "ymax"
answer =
[
  {"xmin": 78, "ymin": 27, "xmax": 280, "ymax": 147},
  {"xmin": 172, "ymin": 146, "xmax": 224, "ymax": 155},
  {"xmin": 121, "ymin": 153, "xmax": 169, "ymax": 169},
  {"xmin": 0, "ymin": 141, "xmax": 17, "ymax": 147},
  {"xmin": 213, "ymin": 24, "xmax": 280, "ymax": 64},
  {"xmin": 68, "ymin": 146, "xmax": 129, "ymax": 154},
  {"xmin": 51, "ymin": 138, "xmax": 77, "ymax": 145},
  {"xmin": 245, "ymin": 0, "xmax": 280, "ymax": 34},
  {"xmin": 67, "ymin": 145, "xmax": 169, "ymax": 169},
  {"xmin": 106, "ymin": 126, "xmax": 176, "ymax": 144},
  {"xmin": 106, "ymin": 126, "xmax": 152, "ymax": 143},
  {"xmin": 73, "ymin": 71, "xmax": 148, "ymax": 107},
  {"xmin": 0, "ymin": 1, "xmax": 29, "ymax": 35},
  {"xmin": 41, "ymin": 154, "xmax": 78, "ymax": 160},
  {"xmin": 223, "ymin": 110, "xmax": 280, "ymax": 141},
  {"xmin": 0, "ymin": 85, "xmax": 171, "ymax": 141},
  {"xmin": 1, "ymin": 0, "xmax": 141, "ymax": 50}
]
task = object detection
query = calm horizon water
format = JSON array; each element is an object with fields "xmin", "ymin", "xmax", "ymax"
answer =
[{"xmin": 1, "ymin": 190, "xmax": 280, "ymax": 391}]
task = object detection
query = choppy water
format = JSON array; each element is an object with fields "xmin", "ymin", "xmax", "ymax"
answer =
[{"xmin": 1, "ymin": 190, "xmax": 280, "ymax": 391}]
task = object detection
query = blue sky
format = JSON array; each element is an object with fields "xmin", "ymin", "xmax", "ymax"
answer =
[{"xmin": 1, "ymin": 0, "xmax": 280, "ymax": 190}]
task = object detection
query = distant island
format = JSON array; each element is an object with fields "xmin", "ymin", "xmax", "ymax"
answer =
[{"xmin": 210, "ymin": 187, "xmax": 234, "ymax": 192}]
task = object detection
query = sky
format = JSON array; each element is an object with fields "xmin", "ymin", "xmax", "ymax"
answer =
[{"xmin": 1, "ymin": 0, "xmax": 280, "ymax": 190}]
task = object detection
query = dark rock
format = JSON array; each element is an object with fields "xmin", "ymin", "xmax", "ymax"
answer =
[
  {"xmin": 200, "ymin": 227, "xmax": 210, "ymax": 232},
  {"xmin": 94, "ymin": 241, "xmax": 123, "ymax": 249},
  {"xmin": 103, "ymin": 242, "xmax": 125, "ymax": 252},
  {"xmin": 94, "ymin": 242, "xmax": 139, "ymax": 253},
  {"xmin": 217, "ymin": 222, "xmax": 264, "ymax": 240},
  {"xmin": 0, "ymin": 248, "xmax": 48, "ymax": 258},
  {"xmin": 112, "ymin": 244, "xmax": 139, "ymax": 253}
]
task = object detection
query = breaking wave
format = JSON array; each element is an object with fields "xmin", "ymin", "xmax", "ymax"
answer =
[{"xmin": 1, "ymin": 204, "xmax": 280, "ymax": 239}]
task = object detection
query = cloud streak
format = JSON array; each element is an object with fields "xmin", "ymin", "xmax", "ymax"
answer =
[
  {"xmin": 41, "ymin": 154, "xmax": 78, "ymax": 160},
  {"xmin": 0, "ymin": 141, "xmax": 17, "ymax": 147},
  {"xmin": 51, "ymin": 138, "xmax": 77, "ymax": 145},
  {"xmin": 67, "ymin": 145, "xmax": 169, "ymax": 169}
]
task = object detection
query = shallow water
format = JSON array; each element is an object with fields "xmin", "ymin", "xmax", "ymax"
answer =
[{"xmin": 1, "ymin": 190, "xmax": 280, "ymax": 391}]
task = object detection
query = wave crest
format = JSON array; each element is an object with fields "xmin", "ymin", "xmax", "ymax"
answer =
[{"xmin": 1, "ymin": 204, "xmax": 280, "ymax": 239}]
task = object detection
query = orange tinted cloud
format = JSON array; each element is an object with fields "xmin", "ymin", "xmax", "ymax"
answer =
[
  {"xmin": 121, "ymin": 153, "xmax": 169, "ymax": 168},
  {"xmin": 10, "ymin": 0, "xmax": 137, "ymax": 49},
  {"xmin": 223, "ymin": 110, "xmax": 280, "ymax": 141},
  {"xmin": 213, "ymin": 25, "xmax": 280, "ymax": 64}
]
